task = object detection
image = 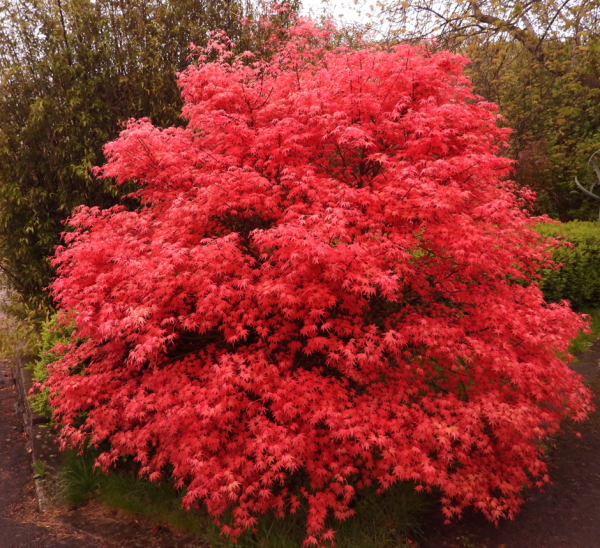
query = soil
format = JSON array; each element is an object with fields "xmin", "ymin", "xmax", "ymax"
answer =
[{"xmin": 418, "ymin": 338, "xmax": 600, "ymax": 548}]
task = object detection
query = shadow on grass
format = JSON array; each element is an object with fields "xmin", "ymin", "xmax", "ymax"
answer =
[{"xmin": 57, "ymin": 448, "xmax": 431, "ymax": 548}]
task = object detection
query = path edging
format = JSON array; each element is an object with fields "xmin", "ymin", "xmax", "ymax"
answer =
[
  {"xmin": 8, "ymin": 351, "xmax": 192, "ymax": 547},
  {"xmin": 9, "ymin": 351, "xmax": 52, "ymax": 513}
]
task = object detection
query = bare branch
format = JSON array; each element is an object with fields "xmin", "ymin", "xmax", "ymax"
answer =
[
  {"xmin": 575, "ymin": 176, "xmax": 600, "ymax": 200},
  {"xmin": 590, "ymin": 157, "xmax": 600, "ymax": 185}
]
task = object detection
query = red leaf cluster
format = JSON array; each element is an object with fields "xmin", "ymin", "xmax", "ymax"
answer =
[{"xmin": 48, "ymin": 19, "xmax": 592, "ymax": 546}]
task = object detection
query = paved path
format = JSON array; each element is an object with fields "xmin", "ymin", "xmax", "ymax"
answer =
[
  {"xmin": 420, "ymin": 341, "xmax": 600, "ymax": 548},
  {"xmin": 0, "ymin": 360, "xmax": 99, "ymax": 548}
]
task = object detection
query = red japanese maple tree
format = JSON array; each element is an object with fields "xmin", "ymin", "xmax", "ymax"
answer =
[{"xmin": 47, "ymin": 18, "xmax": 592, "ymax": 546}]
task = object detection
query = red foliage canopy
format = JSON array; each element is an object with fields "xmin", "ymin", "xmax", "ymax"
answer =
[{"xmin": 48, "ymin": 19, "xmax": 592, "ymax": 546}]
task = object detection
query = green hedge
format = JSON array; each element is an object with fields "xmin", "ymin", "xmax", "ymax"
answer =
[{"xmin": 537, "ymin": 221, "xmax": 600, "ymax": 309}]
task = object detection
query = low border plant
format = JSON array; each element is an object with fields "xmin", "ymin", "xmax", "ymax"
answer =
[{"xmin": 27, "ymin": 311, "xmax": 74, "ymax": 418}]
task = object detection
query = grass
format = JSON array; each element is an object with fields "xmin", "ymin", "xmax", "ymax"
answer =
[
  {"xmin": 57, "ymin": 449, "xmax": 226, "ymax": 544},
  {"xmin": 57, "ymin": 448, "xmax": 429, "ymax": 548},
  {"xmin": 568, "ymin": 307, "xmax": 600, "ymax": 355},
  {"xmin": 232, "ymin": 483, "xmax": 429, "ymax": 548}
]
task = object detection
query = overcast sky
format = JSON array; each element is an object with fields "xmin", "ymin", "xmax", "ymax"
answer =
[{"xmin": 299, "ymin": 0, "xmax": 379, "ymax": 25}]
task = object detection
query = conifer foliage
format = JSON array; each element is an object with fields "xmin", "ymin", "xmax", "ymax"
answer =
[{"xmin": 47, "ymin": 19, "xmax": 592, "ymax": 546}]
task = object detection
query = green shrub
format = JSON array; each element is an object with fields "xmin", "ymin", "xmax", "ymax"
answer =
[
  {"xmin": 0, "ymin": 282, "xmax": 42, "ymax": 359},
  {"xmin": 28, "ymin": 311, "xmax": 74, "ymax": 418},
  {"xmin": 536, "ymin": 221, "xmax": 600, "ymax": 309}
]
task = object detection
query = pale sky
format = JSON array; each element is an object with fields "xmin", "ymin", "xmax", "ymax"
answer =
[{"xmin": 299, "ymin": 0, "xmax": 379, "ymax": 25}]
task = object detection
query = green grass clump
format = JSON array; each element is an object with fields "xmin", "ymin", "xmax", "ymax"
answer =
[
  {"xmin": 58, "ymin": 448, "xmax": 429, "ymax": 548},
  {"xmin": 568, "ymin": 308, "xmax": 600, "ymax": 355},
  {"xmin": 334, "ymin": 484, "xmax": 429, "ymax": 548},
  {"xmin": 59, "ymin": 449, "xmax": 227, "ymax": 544},
  {"xmin": 230, "ymin": 482, "xmax": 428, "ymax": 548}
]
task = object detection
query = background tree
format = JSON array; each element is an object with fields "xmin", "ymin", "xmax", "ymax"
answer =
[
  {"xmin": 368, "ymin": 0, "xmax": 600, "ymax": 219},
  {"xmin": 0, "ymin": 0, "xmax": 298, "ymax": 310}
]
